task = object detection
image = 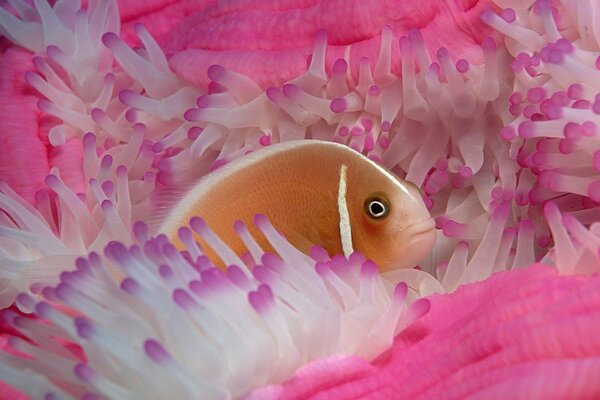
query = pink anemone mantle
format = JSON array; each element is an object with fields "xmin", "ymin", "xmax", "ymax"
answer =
[{"xmin": 2, "ymin": 0, "xmax": 600, "ymax": 398}]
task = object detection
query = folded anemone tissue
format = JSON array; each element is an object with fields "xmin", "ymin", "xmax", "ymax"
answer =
[{"xmin": 2, "ymin": 0, "xmax": 600, "ymax": 399}]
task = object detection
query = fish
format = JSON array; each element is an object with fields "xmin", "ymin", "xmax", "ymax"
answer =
[{"xmin": 159, "ymin": 140, "xmax": 436, "ymax": 271}]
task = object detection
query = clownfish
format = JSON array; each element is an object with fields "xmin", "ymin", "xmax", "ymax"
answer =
[{"xmin": 159, "ymin": 140, "xmax": 436, "ymax": 271}]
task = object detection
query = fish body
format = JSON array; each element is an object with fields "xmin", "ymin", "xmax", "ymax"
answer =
[{"xmin": 159, "ymin": 140, "xmax": 436, "ymax": 271}]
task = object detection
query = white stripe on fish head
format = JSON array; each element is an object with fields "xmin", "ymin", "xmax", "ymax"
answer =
[{"xmin": 337, "ymin": 164, "xmax": 353, "ymax": 257}]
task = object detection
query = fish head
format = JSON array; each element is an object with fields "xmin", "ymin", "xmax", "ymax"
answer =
[{"xmin": 346, "ymin": 164, "xmax": 436, "ymax": 272}]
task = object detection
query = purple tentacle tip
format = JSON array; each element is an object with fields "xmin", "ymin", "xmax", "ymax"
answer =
[
  {"xmin": 144, "ymin": 339, "xmax": 171, "ymax": 363},
  {"xmin": 120, "ymin": 277, "xmax": 140, "ymax": 294},
  {"xmin": 361, "ymin": 260, "xmax": 379, "ymax": 278},
  {"xmin": 207, "ymin": 64, "xmax": 226, "ymax": 81},
  {"xmin": 189, "ymin": 216, "xmax": 208, "ymax": 234},
  {"xmin": 74, "ymin": 363, "xmax": 95, "ymax": 382},
  {"xmin": 101, "ymin": 32, "xmax": 119, "ymax": 48},
  {"xmin": 75, "ymin": 317, "xmax": 95, "ymax": 339},
  {"xmin": 173, "ymin": 288, "xmax": 197, "ymax": 310},
  {"xmin": 394, "ymin": 282, "xmax": 408, "ymax": 300},
  {"xmin": 248, "ymin": 284, "xmax": 274, "ymax": 313},
  {"xmin": 330, "ymin": 97, "xmax": 347, "ymax": 113}
]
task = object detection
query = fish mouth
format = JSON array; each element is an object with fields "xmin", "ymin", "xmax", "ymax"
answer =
[
  {"xmin": 382, "ymin": 218, "xmax": 437, "ymax": 271},
  {"xmin": 403, "ymin": 218, "xmax": 436, "ymax": 237},
  {"xmin": 403, "ymin": 218, "xmax": 438, "ymax": 257}
]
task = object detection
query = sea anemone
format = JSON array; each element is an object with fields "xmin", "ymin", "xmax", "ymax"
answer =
[
  {"xmin": 0, "ymin": 218, "xmax": 429, "ymax": 398},
  {"xmin": 248, "ymin": 264, "xmax": 600, "ymax": 399},
  {"xmin": 2, "ymin": 0, "xmax": 600, "ymax": 398}
]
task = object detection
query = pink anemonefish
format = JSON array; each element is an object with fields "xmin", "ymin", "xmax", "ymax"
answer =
[{"xmin": 159, "ymin": 140, "xmax": 436, "ymax": 271}]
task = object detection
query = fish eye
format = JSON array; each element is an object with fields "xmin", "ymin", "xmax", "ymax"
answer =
[{"xmin": 364, "ymin": 196, "xmax": 389, "ymax": 219}]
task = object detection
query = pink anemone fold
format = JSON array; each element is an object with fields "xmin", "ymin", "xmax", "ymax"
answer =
[{"xmin": 249, "ymin": 265, "xmax": 600, "ymax": 399}]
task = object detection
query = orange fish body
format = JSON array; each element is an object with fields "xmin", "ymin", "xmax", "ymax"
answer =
[{"xmin": 160, "ymin": 140, "xmax": 436, "ymax": 271}]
